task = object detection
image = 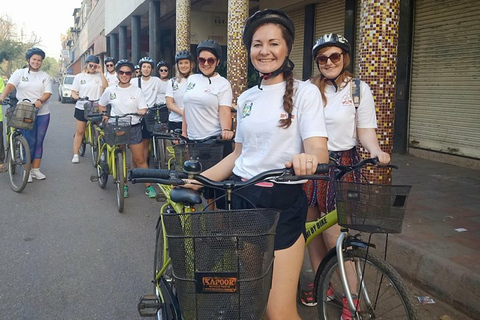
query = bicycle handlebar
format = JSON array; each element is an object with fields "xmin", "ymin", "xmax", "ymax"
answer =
[{"xmin": 334, "ymin": 157, "xmax": 398, "ymax": 180}]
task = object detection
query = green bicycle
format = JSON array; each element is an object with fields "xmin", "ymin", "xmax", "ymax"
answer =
[
  {"xmin": 95, "ymin": 113, "xmax": 137, "ymax": 213},
  {"xmin": 78, "ymin": 97, "xmax": 101, "ymax": 167}
]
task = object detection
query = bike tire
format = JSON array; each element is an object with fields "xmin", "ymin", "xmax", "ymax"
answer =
[
  {"xmin": 7, "ymin": 135, "xmax": 31, "ymax": 193},
  {"xmin": 97, "ymin": 146, "xmax": 108, "ymax": 189},
  {"xmin": 115, "ymin": 151, "xmax": 125, "ymax": 213},
  {"xmin": 79, "ymin": 136, "xmax": 86, "ymax": 157},
  {"xmin": 155, "ymin": 137, "xmax": 167, "ymax": 169},
  {"xmin": 315, "ymin": 248, "xmax": 418, "ymax": 320},
  {"xmin": 90, "ymin": 125, "xmax": 99, "ymax": 168}
]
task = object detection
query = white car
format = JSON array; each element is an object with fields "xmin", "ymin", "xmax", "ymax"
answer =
[{"xmin": 58, "ymin": 75, "xmax": 75, "ymax": 103}]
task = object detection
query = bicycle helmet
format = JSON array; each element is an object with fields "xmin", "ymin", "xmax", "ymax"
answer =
[
  {"xmin": 174, "ymin": 50, "xmax": 194, "ymax": 64},
  {"xmin": 156, "ymin": 60, "xmax": 170, "ymax": 69},
  {"xmin": 25, "ymin": 47, "xmax": 46, "ymax": 60},
  {"xmin": 196, "ymin": 39, "xmax": 222, "ymax": 61},
  {"xmin": 115, "ymin": 59, "xmax": 135, "ymax": 72},
  {"xmin": 243, "ymin": 9, "xmax": 295, "ymax": 53},
  {"xmin": 312, "ymin": 33, "xmax": 351, "ymax": 59},
  {"xmin": 138, "ymin": 56, "xmax": 155, "ymax": 68},
  {"xmin": 104, "ymin": 57, "xmax": 116, "ymax": 64},
  {"xmin": 85, "ymin": 55, "xmax": 100, "ymax": 64}
]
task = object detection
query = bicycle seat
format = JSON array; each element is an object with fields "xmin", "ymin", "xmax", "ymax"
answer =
[{"xmin": 170, "ymin": 187, "xmax": 202, "ymax": 205}]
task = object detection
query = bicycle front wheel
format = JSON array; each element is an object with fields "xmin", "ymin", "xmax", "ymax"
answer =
[
  {"xmin": 315, "ymin": 248, "xmax": 418, "ymax": 320},
  {"xmin": 7, "ymin": 135, "xmax": 31, "ymax": 193},
  {"xmin": 115, "ymin": 151, "xmax": 125, "ymax": 213},
  {"xmin": 79, "ymin": 135, "xmax": 86, "ymax": 157},
  {"xmin": 90, "ymin": 125, "xmax": 99, "ymax": 168}
]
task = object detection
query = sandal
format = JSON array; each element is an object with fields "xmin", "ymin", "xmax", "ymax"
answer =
[{"xmin": 0, "ymin": 163, "xmax": 7, "ymax": 173}]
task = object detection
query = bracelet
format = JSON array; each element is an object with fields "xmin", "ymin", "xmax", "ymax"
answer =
[{"xmin": 223, "ymin": 129, "xmax": 232, "ymax": 132}]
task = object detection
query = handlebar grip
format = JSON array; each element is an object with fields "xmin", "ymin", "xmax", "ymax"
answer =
[
  {"xmin": 315, "ymin": 163, "xmax": 330, "ymax": 174},
  {"xmin": 128, "ymin": 168, "xmax": 187, "ymax": 180}
]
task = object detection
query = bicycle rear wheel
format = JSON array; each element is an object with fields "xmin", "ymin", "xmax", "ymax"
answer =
[
  {"xmin": 115, "ymin": 151, "xmax": 125, "ymax": 213},
  {"xmin": 90, "ymin": 125, "xmax": 99, "ymax": 168},
  {"xmin": 7, "ymin": 135, "xmax": 31, "ymax": 193},
  {"xmin": 79, "ymin": 135, "xmax": 86, "ymax": 157},
  {"xmin": 315, "ymin": 248, "xmax": 418, "ymax": 319},
  {"xmin": 97, "ymin": 144, "xmax": 108, "ymax": 188}
]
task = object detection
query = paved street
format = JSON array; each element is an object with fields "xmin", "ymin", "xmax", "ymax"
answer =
[{"xmin": 0, "ymin": 89, "xmax": 475, "ymax": 319}]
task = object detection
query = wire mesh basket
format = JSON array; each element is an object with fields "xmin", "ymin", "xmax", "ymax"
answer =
[
  {"xmin": 334, "ymin": 181, "xmax": 412, "ymax": 234},
  {"xmin": 164, "ymin": 208, "xmax": 280, "ymax": 320},
  {"xmin": 5, "ymin": 102, "xmax": 37, "ymax": 130},
  {"xmin": 144, "ymin": 103, "xmax": 169, "ymax": 133},
  {"xmin": 173, "ymin": 142, "xmax": 224, "ymax": 171},
  {"xmin": 83, "ymin": 101, "xmax": 102, "ymax": 121},
  {"xmin": 104, "ymin": 118, "xmax": 131, "ymax": 145}
]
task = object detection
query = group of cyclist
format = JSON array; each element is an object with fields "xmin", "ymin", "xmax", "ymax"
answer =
[{"xmin": 0, "ymin": 7, "xmax": 391, "ymax": 320}]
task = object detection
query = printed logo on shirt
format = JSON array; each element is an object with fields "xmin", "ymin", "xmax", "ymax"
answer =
[
  {"xmin": 186, "ymin": 82, "xmax": 196, "ymax": 91},
  {"xmin": 342, "ymin": 93, "xmax": 353, "ymax": 106},
  {"xmin": 21, "ymin": 76, "xmax": 29, "ymax": 82},
  {"xmin": 242, "ymin": 102, "xmax": 253, "ymax": 118},
  {"xmin": 109, "ymin": 92, "xmax": 117, "ymax": 100},
  {"xmin": 81, "ymin": 79, "xmax": 86, "ymax": 85},
  {"xmin": 172, "ymin": 82, "xmax": 179, "ymax": 91}
]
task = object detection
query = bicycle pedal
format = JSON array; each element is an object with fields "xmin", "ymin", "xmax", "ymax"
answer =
[
  {"xmin": 138, "ymin": 294, "xmax": 161, "ymax": 317},
  {"xmin": 90, "ymin": 175, "xmax": 98, "ymax": 182}
]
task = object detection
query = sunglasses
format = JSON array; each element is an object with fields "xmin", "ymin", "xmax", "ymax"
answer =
[
  {"xmin": 316, "ymin": 52, "xmax": 343, "ymax": 66},
  {"xmin": 106, "ymin": 64, "xmax": 114, "ymax": 67},
  {"xmin": 159, "ymin": 69, "xmax": 168, "ymax": 72},
  {"xmin": 88, "ymin": 64, "xmax": 97, "ymax": 68},
  {"xmin": 118, "ymin": 70, "xmax": 132, "ymax": 76},
  {"xmin": 197, "ymin": 57, "xmax": 217, "ymax": 66}
]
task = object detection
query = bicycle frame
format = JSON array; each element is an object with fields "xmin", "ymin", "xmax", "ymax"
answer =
[
  {"xmin": 305, "ymin": 209, "xmax": 338, "ymax": 246},
  {"xmin": 97, "ymin": 132, "xmax": 126, "ymax": 181}
]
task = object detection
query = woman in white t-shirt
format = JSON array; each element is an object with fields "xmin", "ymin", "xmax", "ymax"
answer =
[
  {"xmin": 299, "ymin": 34, "xmax": 391, "ymax": 315},
  {"xmin": 165, "ymin": 51, "xmax": 195, "ymax": 132},
  {"xmin": 182, "ymin": 39, "xmax": 234, "ymax": 141},
  {"xmin": 0, "ymin": 48, "xmax": 52, "ymax": 181},
  {"xmin": 156, "ymin": 60, "xmax": 170, "ymax": 104},
  {"xmin": 98, "ymin": 60, "xmax": 156, "ymax": 199},
  {"xmin": 184, "ymin": 10, "xmax": 328, "ymax": 319},
  {"xmin": 71, "ymin": 55, "xmax": 108, "ymax": 164},
  {"xmin": 104, "ymin": 57, "xmax": 118, "ymax": 87}
]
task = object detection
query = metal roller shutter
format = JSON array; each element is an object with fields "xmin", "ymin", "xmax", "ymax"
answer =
[
  {"xmin": 409, "ymin": 0, "xmax": 480, "ymax": 159},
  {"xmin": 287, "ymin": 8, "xmax": 305, "ymax": 79}
]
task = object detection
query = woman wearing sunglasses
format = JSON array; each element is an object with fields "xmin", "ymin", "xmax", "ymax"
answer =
[
  {"xmin": 300, "ymin": 33, "xmax": 390, "ymax": 318},
  {"xmin": 71, "ymin": 55, "xmax": 108, "ymax": 164},
  {"xmin": 182, "ymin": 39, "xmax": 234, "ymax": 142}
]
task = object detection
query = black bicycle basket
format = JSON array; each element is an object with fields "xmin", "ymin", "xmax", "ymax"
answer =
[
  {"xmin": 334, "ymin": 181, "xmax": 412, "ymax": 233},
  {"xmin": 6, "ymin": 101, "xmax": 37, "ymax": 130},
  {"xmin": 83, "ymin": 101, "xmax": 102, "ymax": 122},
  {"xmin": 163, "ymin": 208, "xmax": 280, "ymax": 320},
  {"xmin": 173, "ymin": 142, "xmax": 224, "ymax": 171},
  {"xmin": 104, "ymin": 118, "xmax": 131, "ymax": 145},
  {"xmin": 144, "ymin": 103, "xmax": 169, "ymax": 133}
]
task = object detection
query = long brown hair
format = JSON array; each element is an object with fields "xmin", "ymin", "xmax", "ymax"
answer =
[
  {"xmin": 277, "ymin": 23, "xmax": 295, "ymax": 129},
  {"xmin": 311, "ymin": 49, "xmax": 353, "ymax": 106}
]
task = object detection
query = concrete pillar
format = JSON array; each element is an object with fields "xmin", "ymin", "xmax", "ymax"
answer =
[
  {"xmin": 119, "ymin": 26, "xmax": 128, "ymax": 60},
  {"xmin": 357, "ymin": 0, "xmax": 400, "ymax": 183},
  {"xmin": 176, "ymin": 0, "xmax": 191, "ymax": 52},
  {"xmin": 109, "ymin": 33, "xmax": 119, "ymax": 61},
  {"xmin": 131, "ymin": 15, "xmax": 141, "ymax": 64},
  {"xmin": 227, "ymin": 0, "xmax": 249, "ymax": 107},
  {"xmin": 149, "ymin": 0, "xmax": 161, "ymax": 69}
]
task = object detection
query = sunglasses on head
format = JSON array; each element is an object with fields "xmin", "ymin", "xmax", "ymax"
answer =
[
  {"xmin": 118, "ymin": 70, "xmax": 132, "ymax": 76},
  {"xmin": 106, "ymin": 63, "xmax": 114, "ymax": 67},
  {"xmin": 197, "ymin": 57, "xmax": 217, "ymax": 66},
  {"xmin": 316, "ymin": 52, "xmax": 343, "ymax": 66},
  {"xmin": 159, "ymin": 69, "xmax": 168, "ymax": 72}
]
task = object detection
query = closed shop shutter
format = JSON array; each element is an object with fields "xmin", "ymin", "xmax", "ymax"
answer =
[
  {"xmin": 287, "ymin": 8, "xmax": 305, "ymax": 79},
  {"xmin": 409, "ymin": 0, "xmax": 480, "ymax": 159}
]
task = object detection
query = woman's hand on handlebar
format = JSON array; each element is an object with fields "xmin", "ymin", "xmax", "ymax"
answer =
[
  {"xmin": 221, "ymin": 129, "xmax": 234, "ymax": 140},
  {"xmin": 371, "ymin": 150, "xmax": 391, "ymax": 165},
  {"xmin": 181, "ymin": 178, "xmax": 203, "ymax": 191},
  {"xmin": 285, "ymin": 153, "xmax": 319, "ymax": 176}
]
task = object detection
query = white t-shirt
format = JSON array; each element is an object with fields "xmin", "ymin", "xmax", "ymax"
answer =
[
  {"xmin": 157, "ymin": 79, "xmax": 169, "ymax": 104},
  {"xmin": 234, "ymin": 80, "xmax": 328, "ymax": 179},
  {"xmin": 98, "ymin": 84, "xmax": 147, "ymax": 125},
  {"xmin": 165, "ymin": 77, "xmax": 187, "ymax": 123},
  {"xmin": 105, "ymin": 72, "xmax": 118, "ymax": 87},
  {"xmin": 183, "ymin": 73, "xmax": 232, "ymax": 139},
  {"xmin": 8, "ymin": 68, "xmax": 52, "ymax": 116},
  {"xmin": 130, "ymin": 76, "xmax": 162, "ymax": 108},
  {"xmin": 72, "ymin": 72, "xmax": 104, "ymax": 110},
  {"xmin": 323, "ymin": 80, "xmax": 377, "ymax": 151}
]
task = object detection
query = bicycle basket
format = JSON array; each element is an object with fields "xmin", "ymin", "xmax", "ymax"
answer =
[
  {"xmin": 5, "ymin": 102, "xmax": 37, "ymax": 130},
  {"xmin": 334, "ymin": 181, "xmax": 412, "ymax": 234},
  {"xmin": 164, "ymin": 208, "xmax": 280, "ymax": 320},
  {"xmin": 144, "ymin": 104, "xmax": 169, "ymax": 133},
  {"xmin": 104, "ymin": 118, "xmax": 132, "ymax": 145},
  {"xmin": 173, "ymin": 142, "xmax": 224, "ymax": 171},
  {"xmin": 83, "ymin": 101, "xmax": 102, "ymax": 121}
]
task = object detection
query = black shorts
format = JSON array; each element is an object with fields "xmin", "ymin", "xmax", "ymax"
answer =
[
  {"xmin": 74, "ymin": 107, "xmax": 87, "ymax": 122},
  {"xmin": 168, "ymin": 121, "xmax": 182, "ymax": 132},
  {"xmin": 128, "ymin": 124, "xmax": 143, "ymax": 145},
  {"xmin": 229, "ymin": 176, "xmax": 308, "ymax": 250}
]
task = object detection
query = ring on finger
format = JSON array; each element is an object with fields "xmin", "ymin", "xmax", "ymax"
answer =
[{"xmin": 306, "ymin": 159, "xmax": 313, "ymax": 164}]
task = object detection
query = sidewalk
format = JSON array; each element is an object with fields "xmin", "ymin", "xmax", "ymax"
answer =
[{"xmin": 387, "ymin": 153, "xmax": 480, "ymax": 318}]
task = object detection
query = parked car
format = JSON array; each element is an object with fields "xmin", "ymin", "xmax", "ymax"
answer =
[{"xmin": 58, "ymin": 75, "xmax": 75, "ymax": 103}]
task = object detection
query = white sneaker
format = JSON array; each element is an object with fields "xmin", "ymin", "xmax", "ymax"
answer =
[
  {"xmin": 30, "ymin": 168, "xmax": 46, "ymax": 180},
  {"xmin": 27, "ymin": 171, "xmax": 33, "ymax": 183},
  {"xmin": 72, "ymin": 154, "xmax": 80, "ymax": 164}
]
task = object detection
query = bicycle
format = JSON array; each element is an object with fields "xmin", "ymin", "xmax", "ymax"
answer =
[
  {"xmin": 2, "ymin": 99, "xmax": 37, "ymax": 192},
  {"xmin": 94, "ymin": 113, "xmax": 138, "ymax": 213},
  {"xmin": 129, "ymin": 161, "xmax": 329, "ymax": 320},
  {"xmin": 303, "ymin": 157, "xmax": 418, "ymax": 319},
  {"xmin": 77, "ymin": 97, "xmax": 102, "ymax": 167}
]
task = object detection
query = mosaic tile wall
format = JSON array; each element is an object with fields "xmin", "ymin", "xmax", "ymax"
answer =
[
  {"xmin": 176, "ymin": 0, "xmax": 191, "ymax": 53},
  {"xmin": 227, "ymin": 0, "xmax": 249, "ymax": 107},
  {"xmin": 357, "ymin": 0, "xmax": 400, "ymax": 184}
]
